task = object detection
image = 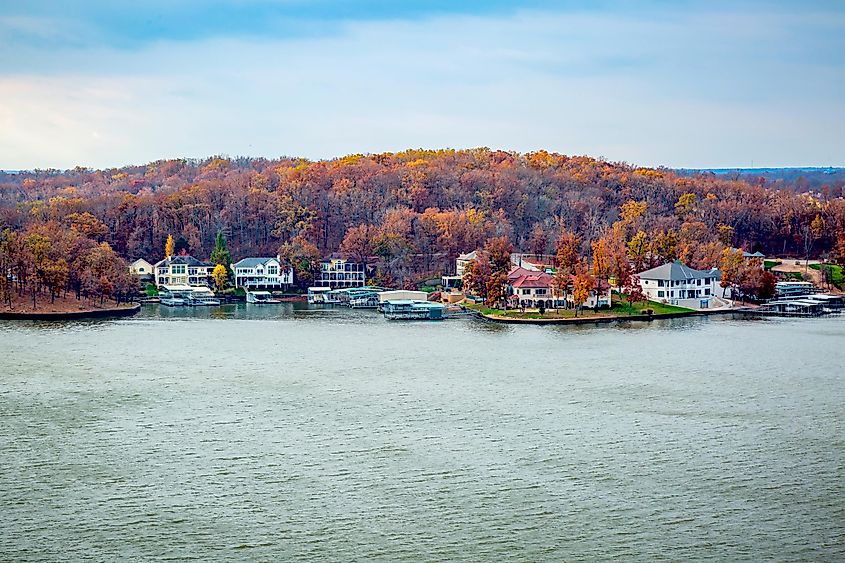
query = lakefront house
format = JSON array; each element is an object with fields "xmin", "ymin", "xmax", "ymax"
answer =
[
  {"xmin": 154, "ymin": 255, "xmax": 215, "ymax": 287},
  {"xmin": 316, "ymin": 256, "xmax": 367, "ymax": 289},
  {"xmin": 508, "ymin": 267, "xmax": 554, "ymax": 308},
  {"xmin": 129, "ymin": 258, "xmax": 155, "ymax": 277},
  {"xmin": 506, "ymin": 266, "xmax": 612, "ymax": 309},
  {"xmin": 231, "ymin": 256, "xmax": 293, "ymax": 290},
  {"xmin": 441, "ymin": 250, "xmax": 478, "ymax": 288},
  {"xmin": 637, "ymin": 260, "xmax": 723, "ymax": 308}
]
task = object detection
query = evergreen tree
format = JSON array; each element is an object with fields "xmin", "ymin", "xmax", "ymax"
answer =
[{"xmin": 210, "ymin": 231, "xmax": 232, "ymax": 271}]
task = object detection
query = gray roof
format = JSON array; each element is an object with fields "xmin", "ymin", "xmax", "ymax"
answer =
[
  {"xmin": 155, "ymin": 255, "xmax": 213, "ymax": 267},
  {"xmin": 232, "ymin": 257, "xmax": 278, "ymax": 268},
  {"xmin": 637, "ymin": 261, "xmax": 719, "ymax": 281}
]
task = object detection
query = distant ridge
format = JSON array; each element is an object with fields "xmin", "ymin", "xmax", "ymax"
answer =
[{"xmin": 678, "ymin": 167, "xmax": 843, "ymax": 174}]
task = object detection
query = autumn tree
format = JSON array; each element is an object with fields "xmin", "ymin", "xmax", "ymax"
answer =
[
  {"xmin": 674, "ymin": 192, "xmax": 698, "ymax": 219},
  {"xmin": 527, "ymin": 223, "xmax": 550, "ymax": 257},
  {"xmin": 340, "ymin": 224, "xmax": 377, "ymax": 263},
  {"xmin": 212, "ymin": 264, "xmax": 228, "ymax": 291},
  {"xmin": 279, "ymin": 235, "xmax": 320, "ymax": 290},
  {"xmin": 591, "ymin": 237, "xmax": 611, "ymax": 281},
  {"xmin": 65, "ymin": 212, "xmax": 109, "ymax": 241},
  {"xmin": 555, "ymin": 228, "xmax": 581, "ymax": 275},
  {"xmin": 627, "ymin": 230, "xmax": 650, "ymax": 272},
  {"xmin": 571, "ymin": 264, "xmax": 594, "ymax": 317},
  {"xmin": 622, "ymin": 274, "xmax": 646, "ymax": 311},
  {"xmin": 720, "ymin": 248, "xmax": 745, "ymax": 299},
  {"xmin": 485, "ymin": 236, "xmax": 513, "ymax": 274},
  {"xmin": 462, "ymin": 257, "xmax": 491, "ymax": 300},
  {"xmin": 717, "ymin": 224, "xmax": 735, "ymax": 246},
  {"xmin": 165, "ymin": 234, "xmax": 175, "ymax": 258}
]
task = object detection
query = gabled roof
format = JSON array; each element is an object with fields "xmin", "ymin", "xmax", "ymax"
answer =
[
  {"xmin": 155, "ymin": 255, "xmax": 213, "ymax": 268},
  {"xmin": 507, "ymin": 266, "xmax": 538, "ymax": 282},
  {"xmin": 637, "ymin": 260, "xmax": 718, "ymax": 281},
  {"xmin": 232, "ymin": 257, "xmax": 279, "ymax": 269},
  {"xmin": 130, "ymin": 258, "xmax": 153, "ymax": 265},
  {"xmin": 509, "ymin": 267, "xmax": 553, "ymax": 289},
  {"xmin": 730, "ymin": 247, "xmax": 766, "ymax": 258},
  {"xmin": 458, "ymin": 250, "xmax": 478, "ymax": 261}
]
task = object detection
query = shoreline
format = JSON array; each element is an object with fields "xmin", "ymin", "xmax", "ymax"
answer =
[
  {"xmin": 474, "ymin": 307, "xmax": 745, "ymax": 325},
  {"xmin": 0, "ymin": 303, "xmax": 141, "ymax": 321}
]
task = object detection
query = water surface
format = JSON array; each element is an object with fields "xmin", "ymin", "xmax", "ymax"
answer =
[{"xmin": 1, "ymin": 305, "xmax": 843, "ymax": 560}]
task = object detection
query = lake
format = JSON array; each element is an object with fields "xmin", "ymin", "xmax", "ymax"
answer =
[{"xmin": 1, "ymin": 304, "xmax": 843, "ymax": 561}]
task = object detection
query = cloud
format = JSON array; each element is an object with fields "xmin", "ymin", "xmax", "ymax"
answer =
[{"xmin": 0, "ymin": 3, "xmax": 843, "ymax": 169}]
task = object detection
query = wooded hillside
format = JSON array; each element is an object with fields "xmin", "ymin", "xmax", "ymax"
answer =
[{"xmin": 2, "ymin": 149, "xmax": 844, "ymax": 290}]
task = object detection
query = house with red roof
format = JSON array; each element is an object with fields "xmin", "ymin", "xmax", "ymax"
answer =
[
  {"xmin": 507, "ymin": 266, "xmax": 556, "ymax": 308},
  {"xmin": 506, "ymin": 266, "xmax": 612, "ymax": 309}
]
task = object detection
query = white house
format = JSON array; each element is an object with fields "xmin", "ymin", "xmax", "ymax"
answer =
[
  {"xmin": 442, "ymin": 250, "xmax": 478, "ymax": 288},
  {"xmin": 231, "ymin": 256, "xmax": 293, "ymax": 290},
  {"xmin": 506, "ymin": 266, "xmax": 612, "ymax": 309},
  {"xmin": 508, "ymin": 267, "xmax": 554, "ymax": 308},
  {"xmin": 317, "ymin": 257, "xmax": 366, "ymax": 289},
  {"xmin": 154, "ymin": 255, "xmax": 214, "ymax": 287},
  {"xmin": 129, "ymin": 258, "xmax": 154, "ymax": 277},
  {"xmin": 637, "ymin": 261, "xmax": 723, "ymax": 308}
]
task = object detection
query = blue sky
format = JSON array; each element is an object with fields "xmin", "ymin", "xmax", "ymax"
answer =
[{"xmin": 0, "ymin": 0, "xmax": 843, "ymax": 169}]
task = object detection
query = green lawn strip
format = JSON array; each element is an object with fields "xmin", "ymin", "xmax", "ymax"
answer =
[
  {"xmin": 466, "ymin": 295, "xmax": 694, "ymax": 320},
  {"xmin": 809, "ymin": 263, "xmax": 844, "ymax": 287}
]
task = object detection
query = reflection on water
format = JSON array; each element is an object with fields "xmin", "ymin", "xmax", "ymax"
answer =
[{"xmin": 1, "ymin": 306, "xmax": 843, "ymax": 561}]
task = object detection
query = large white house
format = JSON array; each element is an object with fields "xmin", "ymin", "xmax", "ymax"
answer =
[
  {"xmin": 637, "ymin": 261, "xmax": 723, "ymax": 308},
  {"xmin": 231, "ymin": 256, "xmax": 293, "ymax": 290},
  {"xmin": 316, "ymin": 257, "xmax": 366, "ymax": 289},
  {"xmin": 154, "ymin": 255, "xmax": 214, "ymax": 287}
]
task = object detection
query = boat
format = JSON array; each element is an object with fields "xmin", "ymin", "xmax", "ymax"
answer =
[
  {"xmin": 158, "ymin": 285, "xmax": 191, "ymax": 306},
  {"xmin": 307, "ymin": 286, "xmax": 333, "ymax": 304},
  {"xmin": 185, "ymin": 286, "xmax": 221, "ymax": 306},
  {"xmin": 382, "ymin": 300, "xmax": 446, "ymax": 320},
  {"xmin": 246, "ymin": 290, "xmax": 280, "ymax": 304},
  {"xmin": 348, "ymin": 293, "xmax": 380, "ymax": 308},
  {"xmin": 159, "ymin": 295, "xmax": 186, "ymax": 306}
]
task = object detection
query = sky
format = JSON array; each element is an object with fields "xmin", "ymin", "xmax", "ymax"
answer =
[{"xmin": 0, "ymin": 0, "xmax": 843, "ymax": 170}]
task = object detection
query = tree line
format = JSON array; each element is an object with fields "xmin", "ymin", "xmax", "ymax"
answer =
[{"xmin": 1, "ymin": 149, "xmax": 843, "ymax": 298}]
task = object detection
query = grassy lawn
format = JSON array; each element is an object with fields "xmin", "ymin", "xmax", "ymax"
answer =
[
  {"xmin": 810, "ymin": 263, "xmax": 844, "ymax": 288},
  {"xmin": 610, "ymin": 298, "xmax": 694, "ymax": 315},
  {"xmin": 764, "ymin": 260, "xmax": 782, "ymax": 270},
  {"xmin": 466, "ymin": 295, "xmax": 694, "ymax": 320}
]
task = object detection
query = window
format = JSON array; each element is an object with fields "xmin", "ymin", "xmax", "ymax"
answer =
[
  {"xmin": 658, "ymin": 290, "xmax": 664, "ymax": 297},
  {"xmin": 268, "ymin": 266, "xmax": 278, "ymax": 275},
  {"xmin": 697, "ymin": 279, "xmax": 702, "ymax": 286},
  {"xmin": 670, "ymin": 291, "xmax": 675, "ymax": 297},
  {"xmin": 704, "ymin": 288, "xmax": 711, "ymax": 295},
  {"xmin": 172, "ymin": 265, "xmax": 186, "ymax": 275},
  {"xmin": 536, "ymin": 289, "xmax": 547, "ymax": 295},
  {"xmin": 658, "ymin": 280, "xmax": 664, "ymax": 287}
]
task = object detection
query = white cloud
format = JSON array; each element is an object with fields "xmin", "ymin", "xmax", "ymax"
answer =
[{"xmin": 0, "ymin": 7, "xmax": 842, "ymax": 169}]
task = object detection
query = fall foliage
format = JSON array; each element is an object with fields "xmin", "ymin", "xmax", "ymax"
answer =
[{"xmin": 0, "ymin": 150, "xmax": 842, "ymax": 296}]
